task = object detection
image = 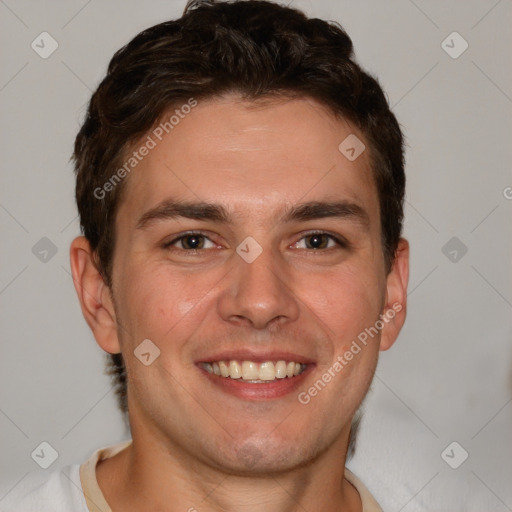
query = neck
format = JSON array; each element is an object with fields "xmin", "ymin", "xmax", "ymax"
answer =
[{"xmin": 96, "ymin": 427, "xmax": 362, "ymax": 512}]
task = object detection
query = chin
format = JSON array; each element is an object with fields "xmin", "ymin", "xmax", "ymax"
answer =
[{"xmin": 205, "ymin": 436, "xmax": 320, "ymax": 476}]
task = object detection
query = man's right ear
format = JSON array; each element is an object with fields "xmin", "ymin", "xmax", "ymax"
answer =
[{"xmin": 69, "ymin": 236, "xmax": 120, "ymax": 354}]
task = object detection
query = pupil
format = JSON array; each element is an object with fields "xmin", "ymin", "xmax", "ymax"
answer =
[
  {"xmin": 308, "ymin": 235, "xmax": 325, "ymax": 249},
  {"xmin": 185, "ymin": 235, "xmax": 202, "ymax": 249}
]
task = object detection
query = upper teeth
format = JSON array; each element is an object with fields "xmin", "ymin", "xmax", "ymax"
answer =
[{"xmin": 202, "ymin": 360, "xmax": 306, "ymax": 381}]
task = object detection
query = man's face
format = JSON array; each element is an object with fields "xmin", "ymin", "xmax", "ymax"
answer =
[{"xmin": 107, "ymin": 95, "xmax": 402, "ymax": 473}]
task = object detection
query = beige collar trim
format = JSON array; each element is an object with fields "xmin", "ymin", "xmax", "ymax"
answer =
[{"xmin": 79, "ymin": 440, "xmax": 131, "ymax": 512}]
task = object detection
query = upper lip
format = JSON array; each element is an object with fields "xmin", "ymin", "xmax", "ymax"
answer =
[{"xmin": 196, "ymin": 350, "xmax": 315, "ymax": 365}]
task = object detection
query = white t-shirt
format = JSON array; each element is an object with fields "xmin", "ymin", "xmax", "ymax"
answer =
[{"xmin": 0, "ymin": 441, "xmax": 383, "ymax": 512}]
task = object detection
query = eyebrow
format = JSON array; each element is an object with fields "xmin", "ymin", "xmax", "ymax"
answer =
[{"xmin": 136, "ymin": 199, "xmax": 370, "ymax": 230}]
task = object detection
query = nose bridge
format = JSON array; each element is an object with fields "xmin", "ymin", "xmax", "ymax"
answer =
[{"xmin": 217, "ymin": 241, "xmax": 300, "ymax": 329}]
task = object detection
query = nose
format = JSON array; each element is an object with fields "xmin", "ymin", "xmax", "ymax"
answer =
[{"xmin": 216, "ymin": 243, "xmax": 300, "ymax": 330}]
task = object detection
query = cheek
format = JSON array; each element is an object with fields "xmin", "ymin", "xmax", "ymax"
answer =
[
  {"xmin": 116, "ymin": 261, "xmax": 220, "ymax": 347},
  {"xmin": 113, "ymin": 263, "xmax": 178, "ymax": 342},
  {"xmin": 302, "ymin": 263, "xmax": 384, "ymax": 339}
]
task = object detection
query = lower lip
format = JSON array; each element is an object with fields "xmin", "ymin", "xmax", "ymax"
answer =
[{"xmin": 198, "ymin": 365, "xmax": 314, "ymax": 400}]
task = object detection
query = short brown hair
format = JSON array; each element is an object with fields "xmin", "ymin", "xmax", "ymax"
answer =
[{"xmin": 73, "ymin": 0, "xmax": 405, "ymax": 439}]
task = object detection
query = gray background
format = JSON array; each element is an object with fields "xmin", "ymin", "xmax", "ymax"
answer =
[{"xmin": 1, "ymin": 0, "xmax": 511, "ymax": 510}]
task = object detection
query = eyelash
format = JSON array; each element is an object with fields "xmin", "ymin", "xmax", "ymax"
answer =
[{"xmin": 162, "ymin": 230, "xmax": 348, "ymax": 252}]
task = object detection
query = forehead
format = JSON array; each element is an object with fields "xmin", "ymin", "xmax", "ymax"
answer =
[{"xmin": 117, "ymin": 95, "xmax": 378, "ymax": 225}]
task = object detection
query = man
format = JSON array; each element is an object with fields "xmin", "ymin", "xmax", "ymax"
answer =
[{"xmin": 2, "ymin": 0, "xmax": 408, "ymax": 510}]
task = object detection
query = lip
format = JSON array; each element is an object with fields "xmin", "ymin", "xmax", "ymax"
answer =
[{"xmin": 196, "ymin": 360, "xmax": 315, "ymax": 401}]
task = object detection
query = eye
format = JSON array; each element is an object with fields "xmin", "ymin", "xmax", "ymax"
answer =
[
  {"xmin": 293, "ymin": 232, "xmax": 346, "ymax": 250},
  {"xmin": 164, "ymin": 232, "xmax": 217, "ymax": 250},
  {"xmin": 163, "ymin": 231, "xmax": 346, "ymax": 252}
]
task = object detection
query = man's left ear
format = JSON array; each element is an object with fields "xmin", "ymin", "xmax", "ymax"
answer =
[{"xmin": 380, "ymin": 238, "xmax": 409, "ymax": 351}]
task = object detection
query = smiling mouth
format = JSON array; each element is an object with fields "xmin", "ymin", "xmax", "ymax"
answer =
[{"xmin": 200, "ymin": 360, "xmax": 307, "ymax": 382}]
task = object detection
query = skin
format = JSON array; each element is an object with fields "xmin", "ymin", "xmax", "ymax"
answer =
[{"xmin": 71, "ymin": 95, "xmax": 409, "ymax": 512}]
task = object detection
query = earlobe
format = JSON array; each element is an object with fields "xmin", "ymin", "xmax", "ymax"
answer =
[
  {"xmin": 69, "ymin": 236, "xmax": 120, "ymax": 354},
  {"xmin": 380, "ymin": 238, "xmax": 409, "ymax": 351}
]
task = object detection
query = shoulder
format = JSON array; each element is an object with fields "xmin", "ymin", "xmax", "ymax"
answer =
[{"xmin": 0, "ymin": 464, "xmax": 88, "ymax": 512}]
